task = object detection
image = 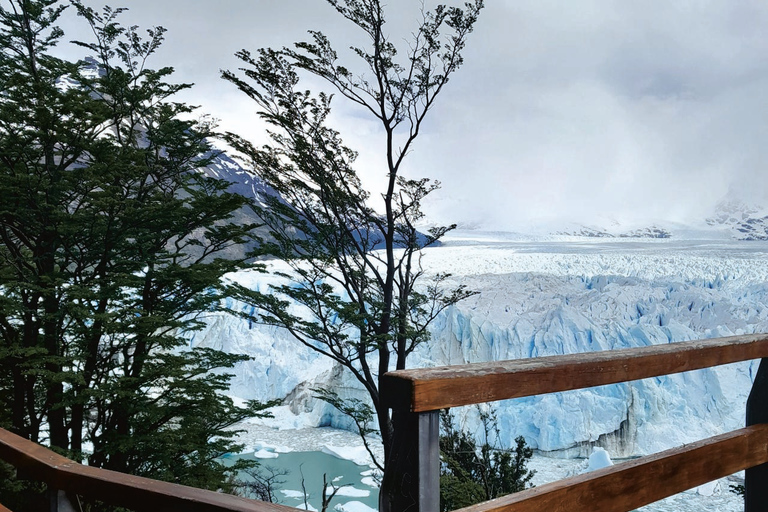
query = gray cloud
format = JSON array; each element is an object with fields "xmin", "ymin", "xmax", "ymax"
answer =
[{"xmin": 54, "ymin": 0, "xmax": 768, "ymax": 230}]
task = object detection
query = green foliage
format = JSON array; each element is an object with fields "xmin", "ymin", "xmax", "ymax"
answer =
[
  {"xmin": 0, "ymin": 461, "xmax": 48, "ymax": 511},
  {"xmin": 222, "ymin": 0, "xmax": 483, "ymax": 471},
  {"xmin": 439, "ymin": 409, "xmax": 535, "ymax": 512},
  {"xmin": 313, "ymin": 388, "xmax": 381, "ymax": 471},
  {"xmin": 0, "ymin": 0, "xmax": 267, "ymax": 499}
]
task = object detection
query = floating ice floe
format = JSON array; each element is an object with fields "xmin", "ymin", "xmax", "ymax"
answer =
[
  {"xmin": 359, "ymin": 469, "xmax": 381, "ymax": 488},
  {"xmin": 334, "ymin": 501, "xmax": 377, "ymax": 512},
  {"xmin": 322, "ymin": 445, "xmax": 372, "ymax": 467},
  {"xmin": 328, "ymin": 486, "xmax": 370, "ymax": 498},
  {"xmin": 360, "ymin": 477, "xmax": 379, "ymax": 488},
  {"xmin": 253, "ymin": 449, "xmax": 279, "ymax": 459}
]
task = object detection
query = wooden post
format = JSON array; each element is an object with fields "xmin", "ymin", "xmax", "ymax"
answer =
[
  {"xmin": 380, "ymin": 409, "xmax": 440, "ymax": 512},
  {"xmin": 746, "ymin": 357, "xmax": 768, "ymax": 511}
]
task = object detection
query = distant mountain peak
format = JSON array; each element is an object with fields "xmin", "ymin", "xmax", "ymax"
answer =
[
  {"xmin": 555, "ymin": 223, "xmax": 672, "ymax": 239},
  {"xmin": 706, "ymin": 198, "xmax": 768, "ymax": 240}
]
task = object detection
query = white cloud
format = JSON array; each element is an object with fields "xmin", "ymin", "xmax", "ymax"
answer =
[{"xmin": 53, "ymin": 0, "xmax": 768, "ymax": 230}]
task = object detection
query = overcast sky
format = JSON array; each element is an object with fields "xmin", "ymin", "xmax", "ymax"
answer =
[{"xmin": 54, "ymin": 1, "xmax": 768, "ymax": 231}]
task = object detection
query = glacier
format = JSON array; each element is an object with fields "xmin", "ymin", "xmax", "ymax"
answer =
[{"xmin": 190, "ymin": 231, "xmax": 768, "ymax": 458}]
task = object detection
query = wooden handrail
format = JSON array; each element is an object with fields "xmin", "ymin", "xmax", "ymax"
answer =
[
  {"xmin": 379, "ymin": 334, "xmax": 768, "ymax": 512},
  {"xmin": 0, "ymin": 503, "xmax": 12, "ymax": 512},
  {"xmin": 4, "ymin": 334, "xmax": 767, "ymax": 512},
  {"xmin": 0, "ymin": 428, "xmax": 296, "ymax": 512},
  {"xmin": 454, "ymin": 424, "xmax": 768, "ymax": 512},
  {"xmin": 382, "ymin": 334, "xmax": 768, "ymax": 412}
]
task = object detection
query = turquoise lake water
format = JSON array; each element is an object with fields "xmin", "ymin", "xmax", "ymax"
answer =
[{"xmin": 225, "ymin": 450, "xmax": 379, "ymax": 511}]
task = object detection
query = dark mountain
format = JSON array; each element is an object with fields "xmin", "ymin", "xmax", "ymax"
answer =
[{"xmin": 200, "ymin": 150, "xmax": 439, "ymax": 259}]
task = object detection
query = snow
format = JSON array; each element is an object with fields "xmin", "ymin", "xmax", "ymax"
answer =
[
  {"xmin": 207, "ymin": 233, "xmax": 768, "ymax": 456},
  {"xmin": 201, "ymin": 230, "xmax": 766, "ymax": 511},
  {"xmin": 695, "ymin": 480, "xmax": 722, "ymax": 497},
  {"xmin": 232, "ymin": 423, "xmax": 382, "ymax": 467},
  {"xmin": 526, "ymin": 453, "xmax": 742, "ymax": 511},
  {"xmin": 233, "ymin": 425, "xmax": 744, "ymax": 511}
]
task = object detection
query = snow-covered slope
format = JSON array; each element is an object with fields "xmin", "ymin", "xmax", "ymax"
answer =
[
  {"xmin": 203, "ymin": 151, "xmax": 283, "ymax": 209},
  {"xmin": 192, "ymin": 232, "xmax": 768, "ymax": 458},
  {"xmin": 706, "ymin": 198, "xmax": 768, "ymax": 240},
  {"xmin": 543, "ymin": 194, "xmax": 768, "ymax": 240},
  {"xmin": 556, "ymin": 223, "xmax": 672, "ymax": 239}
]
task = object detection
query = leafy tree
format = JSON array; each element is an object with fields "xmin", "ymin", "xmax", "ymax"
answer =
[
  {"xmin": 439, "ymin": 408, "xmax": 535, "ymax": 511},
  {"xmin": 0, "ymin": 0, "xmax": 268, "ymax": 499},
  {"xmin": 223, "ymin": 0, "xmax": 483, "ymax": 482}
]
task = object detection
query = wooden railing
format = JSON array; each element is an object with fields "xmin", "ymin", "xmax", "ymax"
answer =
[
  {"xmin": 3, "ymin": 334, "xmax": 768, "ymax": 512},
  {"xmin": 378, "ymin": 333, "xmax": 768, "ymax": 512},
  {"xmin": 0, "ymin": 427, "xmax": 295, "ymax": 512}
]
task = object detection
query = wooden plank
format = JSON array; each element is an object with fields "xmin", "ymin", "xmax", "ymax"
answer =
[
  {"xmin": 453, "ymin": 424, "xmax": 768, "ymax": 512},
  {"xmin": 0, "ymin": 428, "xmax": 296, "ymax": 512},
  {"xmin": 0, "ymin": 503, "xmax": 12, "ymax": 512},
  {"xmin": 0, "ymin": 429, "xmax": 71, "ymax": 483},
  {"xmin": 381, "ymin": 334, "xmax": 768, "ymax": 412},
  {"xmin": 380, "ymin": 410, "xmax": 440, "ymax": 512},
  {"xmin": 746, "ymin": 358, "xmax": 768, "ymax": 510}
]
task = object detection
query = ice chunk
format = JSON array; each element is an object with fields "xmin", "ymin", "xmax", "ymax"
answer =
[
  {"xmin": 254, "ymin": 449, "xmax": 279, "ymax": 459},
  {"xmin": 334, "ymin": 501, "xmax": 377, "ymax": 512},
  {"xmin": 322, "ymin": 445, "xmax": 372, "ymax": 467},
  {"xmin": 695, "ymin": 480, "xmax": 721, "ymax": 496},
  {"xmin": 587, "ymin": 447, "xmax": 613, "ymax": 471},
  {"xmin": 327, "ymin": 486, "xmax": 370, "ymax": 497}
]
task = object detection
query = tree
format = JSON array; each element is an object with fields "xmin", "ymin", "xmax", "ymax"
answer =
[
  {"xmin": 233, "ymin": 465, "xmax": 289, "ymax": 503},
  {"xmin": 439, "ymin": 409, "xmax": 535, "ymax": 511},
  {"xmin": 223, "ymin": 0, "xmax": 483, "ymax": 479},
  {"xmin": 0, "ymin": 0, "xmax": 268, "ymax": 499}
]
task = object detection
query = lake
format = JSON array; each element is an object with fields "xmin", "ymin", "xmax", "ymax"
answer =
[{"xmin": 224, "ymin": 450, "xmax": 379, "ymax": 512}]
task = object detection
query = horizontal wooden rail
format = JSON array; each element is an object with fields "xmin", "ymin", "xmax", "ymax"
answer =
[
  {"xmin": 381, "ymin": 334, "xmax": 768, "ymax": 412},
  {"xmin": 379, "ymin": 334, "xmax": 768, "ymax": 512},
  {"xmin": 0, "ymin": 503, "xmax": 12, "ymax": 512},
  {"xmin": 0, "ymin": 428, "xmax": 295, "ymax": 512},
  {"xmin": 453, "ymin": 424, "xmax": 768, "ymax": 512}
]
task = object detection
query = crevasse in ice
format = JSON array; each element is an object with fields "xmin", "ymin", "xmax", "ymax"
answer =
[{"xmin": 190, "ymin": 233, "xmax": 768, "ymax": 457}]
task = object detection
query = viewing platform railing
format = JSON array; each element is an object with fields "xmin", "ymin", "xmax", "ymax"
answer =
[
  {"xmin": 378, "ymin": 333, "xmax": 768, "ymax": 512},
  {"xmin": 2, "ymin": 334, "xmax": 768, "ymax": 511},
  {"xmin": 0, "ymin": 426, "xmax": 296, "ymax": 512}
]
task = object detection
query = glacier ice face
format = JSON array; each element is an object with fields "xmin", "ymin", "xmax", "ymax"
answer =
[
  {"xmin": 418, "ymin": 274, "xmax": 762, "ymax": 456},
  {"xmin": 195, "ymin": 233, "xmax": 768, "ymax": 456}
]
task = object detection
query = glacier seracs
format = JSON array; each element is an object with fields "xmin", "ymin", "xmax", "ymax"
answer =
[{"xmin": 192, "ymin": 232, "xmax": 768, "ymax": 457}]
